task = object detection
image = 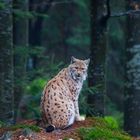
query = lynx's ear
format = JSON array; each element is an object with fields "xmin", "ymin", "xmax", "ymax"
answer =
[
  {"xmin": 84, "ymin": 58, "xmax": 90, "ymax": 66},
  {"xmin": 71, "ymin": 56, "xmax": 77, "ymax": 64}
]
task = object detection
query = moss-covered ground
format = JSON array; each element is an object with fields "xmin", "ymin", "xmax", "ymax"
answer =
[{"xmin": 0, "ymin": 117, "xmax": 132, "ymax": 140}]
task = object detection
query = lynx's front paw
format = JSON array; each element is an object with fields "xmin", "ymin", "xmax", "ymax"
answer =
[{"xmin": 75, "ymin": 115, "xmax": 85, "ymax": 121}]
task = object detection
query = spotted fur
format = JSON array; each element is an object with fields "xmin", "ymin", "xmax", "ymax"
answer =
[{"xmin": 40, "ymin": 56, "xmax": 90, "ymax": 130}]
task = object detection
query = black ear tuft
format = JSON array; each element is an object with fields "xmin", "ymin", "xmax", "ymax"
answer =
[
  {"xmin": 45, "ymin": 125, "xmax": 55, "ymax": 132},
  {"xmin": 84, "ymin": 58, "xmax": 90, "ymax": 66},
  {"xmin": 71, "ymin": 56, "xmax": 76, "ymax": 64}
]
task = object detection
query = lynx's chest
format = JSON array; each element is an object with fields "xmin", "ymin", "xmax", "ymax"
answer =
[{"xmin": 66, "ymin": 77, "xmax": 83, "ymax": 99}]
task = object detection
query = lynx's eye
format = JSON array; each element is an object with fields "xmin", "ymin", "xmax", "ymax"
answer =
[{"xmin": 75, "ymin": 67, "xmax": 78, "ymax": 69}]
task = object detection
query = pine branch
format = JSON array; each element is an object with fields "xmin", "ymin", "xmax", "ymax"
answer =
[
  {"xmin": 111, "ymin": 9, "xmax": 140, "ymax": 17},
  {"xmin": 105, "ymin": 0, "xmax": 140, "ymax": 18},
  {"xmin": 29, "ymin": 0, "xmax": 74, "ymax": 7}
]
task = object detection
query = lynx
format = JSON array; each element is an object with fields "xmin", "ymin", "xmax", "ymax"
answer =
[{"xmin": 40, "ymin": 56, "xmax": 90, "ymax": 132}]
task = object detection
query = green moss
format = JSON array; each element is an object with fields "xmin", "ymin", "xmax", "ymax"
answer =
[
  {"xmin": 63, "ymin": 138, "xmax": 70, "ymax": 140},
  {"xmin": 79, "ymin": 127, "xmax": 130, "ymax": 140},
  {"xmin": 104, "ymin": 116, "xmax": 119, "ymax": 129},
  {"xmin": 93, "ymin": 117, "xmax": 118, "ymax": 129},
  {"xmin": 10, "ymin": 124, "xmax": 41, "ymax": 132},
  {"xmin": 0, "ymin": 121, "xmax": 6, "ymax": 128},
  {"xmin": 78, "ymin": 117, "xmax": 131, "ymax": 140}
]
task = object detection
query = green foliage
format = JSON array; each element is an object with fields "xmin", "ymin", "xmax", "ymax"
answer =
[
  {"xmin": 13, "ymin": 9, "xmax": 49, "ymax": 20},
  {"xmin": 0, "ymin": 120, "xmax": 6, "ymax": 128},
  {"xmin": 10, "ymin": 124, "xmax": 41, "ymax": 132},
  {"xmin": 45, "ymin": 54, "xmax": 65, "ymax": 77},
  {"xmin": 14, "ymin": 45, "xmax": 28, "ymax": 55},
  {"xmin": 79, "ymin": 127, "xmax": 130, "ymax": 140},
  {"xmin": 0, "ymin": 2, "xmax": 5, "ymax": 10},
  {"xmin": 26, "ymin": 78, "xmax": 46, "ymax": 96},
  {"xmin": 13, "ymin": 9, "xmax": 34, "ymax": 20},
  {"xmin": 79, "ymin": 82, "xmax": 104, "ymax": 115},
  {"xmin": 14, "ymin": 45, "xmax": 46, "ymax": 58},
  {"xmin": 63, "ymin": 138, "xmax": 70, "ymax": 140},
  {"xmin": 105, "ymin": 97, "xmax": 124, "ymax": 128},
  {"xmin": 79, "ymin": 117, "xmax": 131, "ymax": 140},
  {"xmin": 23, "ymin": 78, "xmax": 47, "ymax": 118},
  {"xmin": 74, "ymin": 0, "xmax": 90, "ymax": 8},
  {"xmin": 104, "ymin": 116, "xmax": 119, "ymax": 129},
  {"xmin": 66, "ymin": 28, "xmax": 90, "ymax": 46},
  {"xmin": 32, "ymin": 11, "xmax": 49, "ymax": 19}
]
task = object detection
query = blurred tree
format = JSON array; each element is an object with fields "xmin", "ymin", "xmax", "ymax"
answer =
[
  {"xmin": 106, "ymin": 0, "xmax": 126, "ymax": 113},
  {"xmin": 87, "ymin": 0, "xmax": 110, "ymax": 116},
  {"xmin": 45, "ymin": 2, "xmax": 71, "ymax": 62},
  {"xmin": 42, "ymin": 0, "xmax": 90, "ymax": 62},
  {"xmin": 124, "ymin": 0, "xmax": 140, "ymax": 136},
  {"xmin": 29, "ymin": 0, "xmax": 53, "ymax": 69},
  {"xmin": 0, "ymin": 0, "xmax": 14, "ymax": 124},
  {"xmin": 13, "ymin": 0, "xmax": 29, "ymax": 121},
  {"xmin": 66, "ymin": 0, "xmax": 90, "ymax": 59},
  {"xmin": 42, "ymin": 1, "xmax": 76, "ymax": 61}
]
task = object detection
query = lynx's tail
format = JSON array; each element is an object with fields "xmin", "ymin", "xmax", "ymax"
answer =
[{"xmin": 45, "ymin": 125, "xmax": 55, "ymax": 132}]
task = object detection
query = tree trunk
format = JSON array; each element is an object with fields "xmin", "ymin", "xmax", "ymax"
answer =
[
  {"xmin": 88, "ymin": 0, "xmax": 109, "ymax": 116},
  {"xmin": 0, "ymin": 0, "xmax": 14, "ymax": 124},
  {"xmin": 13, "ymin": 0, "xmax": 29, "ymax": 121},
  {"xmin": 124, "ymin": 0, "xmax": 140, "ymax": 136}
]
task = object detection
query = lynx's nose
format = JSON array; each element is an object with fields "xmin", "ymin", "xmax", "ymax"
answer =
[{"xmin": 77, "ymin": 73, "xmax": 81, "ymax": 77}]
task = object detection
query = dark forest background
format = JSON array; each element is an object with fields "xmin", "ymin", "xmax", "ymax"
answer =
[{"xmin": 0, "ymin": 0, "xmax": 140, "ymax": 137}]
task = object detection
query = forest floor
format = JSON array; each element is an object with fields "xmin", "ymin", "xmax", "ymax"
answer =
[
  {"xmin": 0, "ymin": 118, "xmax": 140, "ymax": 140},
  {"xmin": 0, "ymin": 118, "xmax": 93, "ymax": 140}
]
